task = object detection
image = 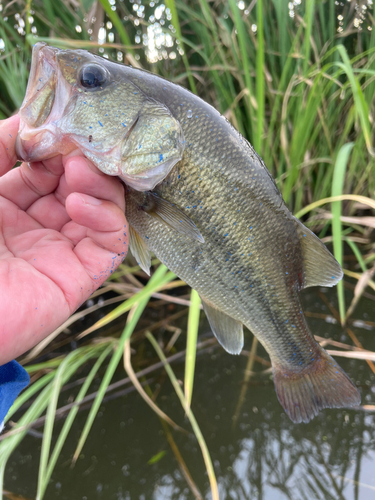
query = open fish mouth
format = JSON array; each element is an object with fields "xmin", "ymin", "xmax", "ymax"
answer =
[
  {"xmin": 20, "ymin": 43, "xmax": 59, "ymax": 126},
  {"xmin": 16, "ymin": 43, "xmax": 73, "ymax": 162}
]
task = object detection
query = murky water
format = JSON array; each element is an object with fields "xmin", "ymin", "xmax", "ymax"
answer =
[{"xmin": 4, "ymin": 285, "xmax": 375, "ymax": 499}]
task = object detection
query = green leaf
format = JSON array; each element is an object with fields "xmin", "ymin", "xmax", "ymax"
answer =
[
  {"xmin": 148, "ymin": 450, "xmax": 167, "ymax": 465},
  {"xmin": 184, "ymin": 289, "xmax": 201, "ymax": 408},
  {"xmin": 331, "ymin": 142, "xmax": 355, "ymax": 324},
  {"xmin": 72, "ymin": 265, "xmax": 169, "ymax": 462}
]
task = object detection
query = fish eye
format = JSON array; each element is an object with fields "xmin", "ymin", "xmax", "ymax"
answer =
[{"xmin": 79, "ymin": 64, "xmax": 108, "ymax": 89}]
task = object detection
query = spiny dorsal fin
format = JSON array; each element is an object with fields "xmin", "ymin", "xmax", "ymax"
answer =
[
  {"xmin": 294, "ymin": 217, "xmax": 343, "ymax": 288},
  {"xmin": 129, "ymin": 225, "xmax": 152, "ymax": 275},
  {"xmin": 200, "ymin": 297, "xmax": 243, "ymax": 355},
  {"xmin": 144, "ymin": 192, "xmax": 205, "ymax": 243}
]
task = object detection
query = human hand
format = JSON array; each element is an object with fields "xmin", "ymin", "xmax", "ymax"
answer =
[{"xmin": 0, "ymin": 115, "xmax": 128, "ymax": 365}]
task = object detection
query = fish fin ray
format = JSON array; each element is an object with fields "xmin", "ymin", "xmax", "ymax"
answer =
[
  {"xmin": 129, "ymin": 225, "xmax": 152, "ymax": 275},
  {"xmin": 201, "ymin": 297, "xmax": 243, "ymax": 355},
  {"xmin": 294, "ymin": 218, "xmax": 343, "ymax": 288},
  {"xmin": 145, "ymin": 192, "xmax": 205, "ymax": 243},
  {"xmin": 273, "ymin": 350, "xmax": 360, "ymax": 423}
]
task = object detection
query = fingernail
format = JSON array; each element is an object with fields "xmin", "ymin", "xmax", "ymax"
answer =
[{"xmin": 80, "ymin": 194, "xmax": 102, "ymax": 206}]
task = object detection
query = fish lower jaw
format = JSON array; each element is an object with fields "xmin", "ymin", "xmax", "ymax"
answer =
[
  {"xmin": 16, "ymin": 125, "xmax": 76, "ymax": 162},
  {"xmin": 81, "ymin": 144, "xmax": 123, "ymax": 178}
]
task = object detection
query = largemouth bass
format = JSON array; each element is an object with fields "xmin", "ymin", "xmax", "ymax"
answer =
[{"xmin": 16, "ymin": 43, "xmax": 360, "ymax": 423}]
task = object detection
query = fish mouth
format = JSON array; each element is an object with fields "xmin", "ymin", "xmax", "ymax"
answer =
[
  {"xmin": 19, "ymin": 43, "xmax": 59, "ymax": 128},
  {"xmin": 16, "ymin": 43, "xmax": 73, "ymax": 162}
]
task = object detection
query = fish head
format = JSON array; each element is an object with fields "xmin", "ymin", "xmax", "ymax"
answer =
[
  {"xmin": 16, "ymin": 43, "xmax": 185, "ymax": 191},
  {"xmin": 17, "ymin": 43, "xmax": 104, "ymax": 162}
]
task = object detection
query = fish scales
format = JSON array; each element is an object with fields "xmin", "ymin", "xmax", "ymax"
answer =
[
  {"xmin": 123, "ymin": 67, "xmax": 313, "ymax": 362},
  {"xmin": 16, "ymin": 43, "xmax": 360, "ymax": 423}
]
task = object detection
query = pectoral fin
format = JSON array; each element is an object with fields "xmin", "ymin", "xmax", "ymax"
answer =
[
  {"xmin": 120, "ymin": 100, "xmax": 185, "ymax": 191},
  {"xmin": 201, "ymin": 298, "xmax": 243, "ymax": 355},
  {"xmin": 143, "ymin": 192, "xmax": 204, "ymax": 243},
  {"xmin": 129, "ymin": 225, "xmax": 152, "ymax": 275},
  {"xmin": 294, "ymin": 218, "xmax": 343, "ymax": 288}
]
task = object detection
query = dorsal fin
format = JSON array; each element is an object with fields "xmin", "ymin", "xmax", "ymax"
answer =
[
  {"xmin": 200, "ymin": 297, "xmax": 243, "ymax": 355},
  {"xmin": 129, "ymin": 225, "xmax": 152, "ymax": 275},
  {"xmin": 143, "ymin": 192, "xmax": 205, "ymax": 243},
  {"xmin": 294, "ymin": 217, "xmax": 343, "ymax": 288}
]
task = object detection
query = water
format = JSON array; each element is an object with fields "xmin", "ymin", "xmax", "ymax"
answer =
[{"xmin": 4, "ymin": 285, "xmax": 375, "ymax": 499}]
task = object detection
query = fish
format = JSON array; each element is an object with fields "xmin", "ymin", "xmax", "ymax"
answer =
[{"xmin": 16, "ymin": 43, "xmax": 360, "ymax": 423}]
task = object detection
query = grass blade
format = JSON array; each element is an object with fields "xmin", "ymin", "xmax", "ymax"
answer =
[
  {"xmin": 336, "ymin": 45, "xmax": 374, "ymax": 156},
  {"xmin": 184, "ymin": 289, "xmax": 201, "ymax": 409},
  {"xmin": 72, "ymin": 265, "xmax": 169, "ymax": 462},
  {"xmin": 302, "ymin": 0, "xmax": 315, "ymax": 76},
  {"xmin": 37, "ymin": 353, "xmax": 81, "ymax": 498},
  {"xmin": 165, "ymin": 0, "xmax": 197, "ymax": 93},
  {"xmin": 98, "ymin": 0, "xmax": 133, "ymax": 50},
  {"xmin": 294, "ymin": 194, "xmax": 375, "ymax": 219},
  {"xmin": 331, "ymin": 142, "xmax": 354, "ymax": 324},
  {"xmin": 343, "ymin": 237, "xmax": 368, "ymax": 273},
  {"xmin": 78, "ymin": 268, "xmax": 176, "ymax": 336},
  {"xmin": 123, "ymin": 337, "xmax": 185, "ymax": 432},
  {"xmin": 255, "ymin": 0, "xmax": 265, "ymax": 154},
  {"xmin": 345, "ymin": 265, "xmax": 375, "ymax": 322},
  {"xmin": 37, "ymin": 343, "xmax": 113, "ymax": 500},
  {"xmin": 158, "ymin": 418, "xmax": 203, "ymax": 500},
  {"xmin": 146, "ymin": 331, "xmax": 219, "ymax": 500},
  {"xmin": 228, "ymin": 0, "xmax": 253, "ymax": 133},
  {"xmin": 232, "ymin": 336, "xmax": 258, "ymax": 429}
]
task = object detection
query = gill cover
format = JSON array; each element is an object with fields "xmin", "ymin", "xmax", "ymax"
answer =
[
  {"xmin": 120, "ymin": 100, "xmax": 185, "ymax": 191},
  {"xmin": 17, "ymin": 43, "xmax": 185, "ymax": 192}
]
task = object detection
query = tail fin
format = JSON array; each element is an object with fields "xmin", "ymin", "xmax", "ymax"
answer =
[{"xmin": 273, "ymin": 351, "xmax": 360, "ymax": 423}]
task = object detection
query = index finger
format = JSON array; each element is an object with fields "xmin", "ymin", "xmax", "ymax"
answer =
[{"xmin": 0, "ymin": 115, "xmax": 20, "ymax": 176}]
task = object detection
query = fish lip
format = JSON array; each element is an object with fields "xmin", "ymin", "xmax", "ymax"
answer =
[
  {"xmin": 17, "ymin": 44, "xmax": 59, "ymax": 162},
  {"xmin": 22, "ymin": 43, "xmax": 60, "ymax": 107},
  {"xmin": 15, "ymin": 130, "xmax": 56, "ymax": 162},
  {"xmin": 15, "ymin": 134, "xmax": 27, "ymax": 162},
  {"xmin": 17, "ymin": 43, "xmax": 74, "ymax": 162},
  {"xmin": 18, "ymin": 43, "xmax": 60, "ymax": 135}
]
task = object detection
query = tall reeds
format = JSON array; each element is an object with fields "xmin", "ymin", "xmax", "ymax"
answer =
[{"xmin": 0, "ymin": 1, "xmax": 374, "ymax": 498}]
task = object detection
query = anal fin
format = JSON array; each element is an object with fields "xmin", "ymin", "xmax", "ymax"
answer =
[
  {"xmin": 273, "ymin": 349, "xmax": 360, "ymax": 423},
  {"xmin": 294, "ymin": 217, "xmax": 343, "ymax": 287},
  {"xmin": 201, "ymin": 297, "xmax": 243, "ymax": 355},
  {"xmin": 129, "ymin": 225, "xmax": 152, "ymax": 275}
]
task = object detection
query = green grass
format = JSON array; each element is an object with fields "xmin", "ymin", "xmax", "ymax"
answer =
[
  {"xmin": 0, "ymin": 1, "xmax": 374, "ymax": 498},
  {"xmin": 184, "ymin": 288, "xmax": 201, "ymax": 408},
  {"xmin": 331, "ymin": 142, "xmax": 355, "ymax": 325}
]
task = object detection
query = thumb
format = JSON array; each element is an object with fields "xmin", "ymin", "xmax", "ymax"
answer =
[{"xmin": 0, "ymin": 115, "xmax": 21, "ymax": 177}]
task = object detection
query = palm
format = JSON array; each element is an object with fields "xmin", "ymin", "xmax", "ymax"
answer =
[{"xmin": 0, "ymin": 116, "xmax": 128, "ymax": 364}]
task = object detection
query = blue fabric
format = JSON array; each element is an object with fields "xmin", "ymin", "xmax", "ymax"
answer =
[{"xmin": 0, "ymin": 360, "xmax": 30, "ymax": 426}]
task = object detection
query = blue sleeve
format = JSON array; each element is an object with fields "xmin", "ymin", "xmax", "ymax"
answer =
[{"xmin": 0, "ymin": 360, "xmax": 30, "ymax": 432}]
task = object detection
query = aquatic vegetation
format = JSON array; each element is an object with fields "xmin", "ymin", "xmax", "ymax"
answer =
[{"xmin": 0, "ymin": 1, "xmax": 374, "ymax": 498}]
